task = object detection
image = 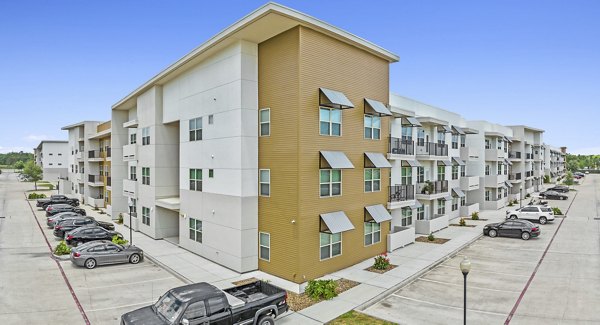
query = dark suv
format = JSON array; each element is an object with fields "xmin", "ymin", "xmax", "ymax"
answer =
[
  {"xmin": 53, "ymin": 217, "xmax": 114, "ymax": 238},
  {"xmin": 483, "ymin": 219, "xmax": 540, "ymax": 240},
  {"xmin": 65, "ymin": 226, "xmax": 123, "ymax": 247},
  {"xmin": 46, "ymin": 204, "xmax": 86, "ymax": 217},
  {"xmin": 547, "ymin": 185, "xmax": 569, "ymax": 193}
]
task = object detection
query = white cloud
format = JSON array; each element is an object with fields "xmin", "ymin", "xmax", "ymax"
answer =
[
  {"xmin": 569, "ymin": 147, "xmax": 600, "ymax": 155},
  {"xmin": 0, "ymin": 146, "xmax": 32, "ymax": 154},
  {"xmin": 24, "ymin": 134, "xmax": 48, "ymax": 142}
]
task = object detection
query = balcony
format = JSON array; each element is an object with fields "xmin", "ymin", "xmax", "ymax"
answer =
[
  {"xmin": 483, "ymin": 198, "xmax": 506, "ymax": 210},
  {"xmin": 388, "ymin": 184, "xmax": 415, "ymax": 209},
  {"xmin": 485, "ymin": 174, "xmax": 507, "ymax": 187},
  {"xmin": 106, "ymin": 176, "xmax": 112, "ymax": 187},
  {"xmin": 106, "ymin": 147, "xmax": 111, "ymax": 160},
  {"xmin": 75, "ymin": 151, "xmax": 83, "ymax": 161},
  {"xmin": 387, "ymin": 226, "xmax": 415, "ymax": 252},
  {"xmin": 534, "ymin": 170, "xmax": 542, "ymax": 178},
  {"xmin": 526, "ymin": 153, "xmax": 534, "ymax": 161},
  {"xmin": 416, "ymin": 142, "xmax": 448, "ymax": 158},
  {"xmin": 460, "ymin": 203, "xmax": 479, "ymax": 217},
  {"xmin": 485, "ymin": 148, "xmax": 505, "ymax": 161},
  {"xmin": 509, "ymin": 173, "xmax": 523, "ymax": 183},
  {"xmin": 123, "ymin": 179, "xmax": 137, "ymax": 198},
  {"xmin": 123, "ymin": 144, "xmax": 137, "ymax": 161},
  {"xmin": 416, "ymin": 180, "xmax": 448, "ymax": 200},
  {"xmin": 415, "ymin": 214, "xmax": 449, "ymax": 235},
  {"xmin": 88, "ymin": 150, "xmax": 103, "ymax": 162},
  {"xmin": 87, "ymin": 196, "xmax": 105, "ymax": 208},
  {"xmin": 123, "ymin": 119, "xmax": 139, "ymax": 128},
  {"xmin": 460, "ymin": 176, "xmax": 480, "ymax": 191},
  {"xmin": 87, "ymin": 174, "xmax": 104, "ymax": 187},
  {"xmin": 460, "ymin": 146, "xmax": 479, "ymax": 161},
  {"xmin": 508, "ymin": 151, "xmax": 521, "ymax": 160},
  {"xmin": 525, "ymin": 171, "xmax": 534, "ymax": 179},
  {"xmin": 388, "ymin": 138, "xmax": 414, "ymax": 157}
]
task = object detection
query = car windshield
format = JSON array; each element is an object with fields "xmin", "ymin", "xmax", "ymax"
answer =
[{"xmin": 154, "ymin": 292, "xmax": 184, "ymax": 323}]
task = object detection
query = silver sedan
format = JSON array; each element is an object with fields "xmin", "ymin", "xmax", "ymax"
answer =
[{"xmin": 70, "ymin": 240, "xmax": 144, "ymax": 269}]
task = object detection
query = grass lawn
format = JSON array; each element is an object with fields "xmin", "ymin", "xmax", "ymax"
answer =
[{"xmin": 327, "ymin": 311, "xmax": 396, "ymax": 325}]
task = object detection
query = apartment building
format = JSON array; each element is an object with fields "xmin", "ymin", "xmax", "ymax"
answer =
[
  {"xmin": 33, "ymin": 140, "xmax": 69, "ymax": 181},
  {"xmin": 86, "ymin": 121, "xmax": 112, "ymax": 214},
  {"xmin": 544, "ymin": 145, "xmax": 567, "ymax": 182},
  {"xmin": 60, "ymin": 121, "xmax": 100, "ymax": 203},
  {"xmin": 509, "ymin": 126, "xmax": 545, "ymax": 196}
]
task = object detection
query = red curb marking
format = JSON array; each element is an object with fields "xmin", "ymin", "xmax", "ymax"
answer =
[
  {"xmin": 25, "ymin": 194, "xmax": 91, "ymax": 325},
  {"xmin": 504, "ymin": 192, "xmax": 577, "ymax": 324}
]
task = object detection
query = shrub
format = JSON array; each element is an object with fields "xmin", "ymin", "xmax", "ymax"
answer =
[
  {"xmin": 552, "ymin": 207, "xmax": 562, "ymax": 215},
  {"xmin": 54, "ymin": 241, "xmax": 71, "ymax": 255},
  {"xmin": 459, "ymin": 218, "xmax": 466, "ymax": 226},
  {"xmin": 508, "ymin": 201, "xmax": 514, "ymax": 207},
  {"xmin": 112, "ymin": 235, "xmax": 128, "ymax": 245},
  {"xmin": 512, "ymin": 199, "xmax": 519, "ymax": 205},
  {"xmin": 117, "ymin": 213, "xmax": 124, "ymax": 224},
  {"xmin": 427, "ymin": 232, "xmax": 435, "ymax": 241},
  {"xmin": 373, "ymin": 253, "xmax": 391, "ymax": 270},
  {"xmin": 305, "ymin": 279, "xmax": 337, "ymax": 301},
  {"xmin": 471, "ymin": 211, "xmax": 479, "ymax": 220},
  {"xmin": 525, "ymin": 193, "xmax": 531, "ymax": 198},
  {"xmin": 28, "ymin": 193, "xmax": 46, "ymax": 199},
  {"xmin": 544, "ymin": 175, "xmax": 551, "ymax": 183},
  {"xmin": 564, "ymin": 172, "xmax": 574, "ymax": 186}
]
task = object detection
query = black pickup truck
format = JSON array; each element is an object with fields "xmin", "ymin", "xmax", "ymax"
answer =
[
  {"xmin": 36, "ymin": 194, "xmax": 79, "ymax": 208},
  {"xmin": 121, "ymin": 281, "xmax": 288, "ymax": 325}
]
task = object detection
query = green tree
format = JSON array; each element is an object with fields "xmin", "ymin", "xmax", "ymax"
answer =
[
  {"xmin": 22, "ymin": 160, "xmax": 43, "ymax": 190},
  {"xmin": 13, "ymin": 160, "xmax": 25, "ymax": 171},
  {"xmin": 563, "ymin": 171, "xmax": 574, "ymax": 186}
]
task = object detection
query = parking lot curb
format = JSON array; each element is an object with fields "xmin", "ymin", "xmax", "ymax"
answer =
[
  {"xmin": 144, "ymin": 253, "xmax": 193, "ymax": 285},
  {"xmin": 355, "ymin": 232, "xmax": 483, "ymax": 312}
]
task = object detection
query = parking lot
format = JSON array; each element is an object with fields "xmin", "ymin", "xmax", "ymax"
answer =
[
  {"xmin": 0, "ymin": 171, "xmax": 184, "ymax": 324},
  {"xmin": 364, "ymin": 175, "xmax": 600, "ymax": 324}
]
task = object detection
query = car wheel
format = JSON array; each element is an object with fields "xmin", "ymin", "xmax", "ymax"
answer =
[
  {"xmin": 539, "ymin": 217, "xmax": 547, "ymax": 225},
  {"xmin": 510, "ymin": 215, "xmax": 517, "ymax": 220},
  {"xmin": 488, "ymin": 229, "xmax": 497, "ymax": 238},
  {"xmin": 84, "ymin": 258, "xmax": 97, "ymax": 269},
  {"xmin": 258, "ymin": 315, "xmax": 275, "ymax": 325},
  {"xmin": 521, "ymin": 232, "xmax": 531, "ymax": 240},
  {"xmin": 129, "ymin": 253, "xmax": 141, "ymax": 264}
]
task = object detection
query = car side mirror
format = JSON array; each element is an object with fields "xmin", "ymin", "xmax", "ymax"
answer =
[{"xmin": 180, "ymin": 319, "xmax": 190, "ymax": 325}]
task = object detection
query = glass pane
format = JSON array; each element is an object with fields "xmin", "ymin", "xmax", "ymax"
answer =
[
  {"xmin": 320, "ymin": 233, "xmax": 330, "ymax": 246},
  {"xmin": 332, "ymin": 233, "xmax": 341, "ymax": 243},
  {"xmin": 330, "ymin": 109, "xmax": 341, "ymax": 123},
  {"xmin": 364, "ymin": 222, "xmax": 372, "ymax": 234},
  {"xmin": 332, "ymin": 123, "xmax": 340, "ymax": 136},
  {"xmin": 189, "ymin": 180, "xmax": 195, "ymax": 191},
  {"xmin": 373, "ymin": 168, "xmax": 380, "ymax": 179},
  {"xmin": 260, "ymin": 170, "xmax": 270, "ymax": 182},
  {"xmin": 260, "ymin": 109, "xmax": 269, "ymax": 122},
  {"xmin": 189, "ymin": 229, "xmax": 195, "ymax": 240},
  {"xmin": 260, "ymin": 124, "xmax": 269, "ymax": 136},
  {"xmin": 189, "ymin": 169, "xmax": 195, "ymax": 179},
  {"xmin": 372, "ymin": 116, "xmax": 381, "ymax": 128},
  {"xmin": 332, "ymin": 243, "xmax": 341, "ymax": 256},
  {"xmin": 331, "ymin": 170, "xmax": 341, "ymax": 182},
  {"xmin": 373, "ymin": 223, "xmax": 381, "ymax": 231},
  {"xmin": 364, "ymin": 169, "xmax": 372, "ymax": 180},
  {"xmin": 260, "ymin": 233, "xmax": 270, "ymax": 246},
  {"xmin": 320, "ymin": 122, "xmax": 330, "ymax": 135},
  {"xmin": 320, "ymin": 184, "xmax": 330, "ymax": 196},
  {"xmin": 260, "ymin": 247, "xmax": 270, "ymax": 260},
  {"xmin": 319, "ymin": 108, "xmax": 330, "ymax": 122},
  {"xmin": 332, "ymin": 183, "xmax": 341, "ymax": 195},
  {"xmin": 320, "ymin": 246, "xmax": 330, "ymax": 259},
  {"xmin": 189, "ymin": 119, "xmax": 195, "ymax": 130},
  {"xmin": 373, "ymin": 129, "xmax": 380, "ymax": 139},
  {"xmin": 364, "ymin": 115, "xmax": 372, "ymax": 127},
  {"xmin": 196, "ymin": 232, "xmax": 202, "ymax": 243},
  {"xmin": 364, "ymin": 127, "xmax": 372, "ymax": 139},
  {"xmin": 189, "ymin": 130, "xmax": 195, "ymax": 141},
  {"xmin": 365, "ymin": 181, "xmax": 372, "ymax": 192},
  {"xmin": 365, "ymin": 234, "xmax": 372, "ymax": 246},
  {"xmin": 320, "ymin": 170, "xmax": 330, "ymax": 183},
  {"xmin": 373, "ymin": 180, "xmax": 380, "ymax": 191},
  {"xmin": 374, "ymin": 231, "xmax": 381, "ymax": 243},
  {"xmin": 260, "ymin": 184, "xmax": 270, "ymax": 196},
  {"xmin": 196, "ymin": 220, "xmax": 202, "ymax": 231},
  {"xmin": 196, "ymin": 129, "xmax": 202, "ymax": 140}
]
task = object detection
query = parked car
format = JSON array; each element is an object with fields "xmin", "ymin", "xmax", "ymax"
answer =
[
  {"xmin": 574, "ymin": 174, "xmax": 583, "ymax": 179},
  {"xmin": 574, "ymin": 172, "xmax": 585, "ymax": 177},
  {"xmin": 483, "ymin": 220, "xmax": 540, "ymax": 240},
  {"xmin": 70, "ymin": 240, "xmax": 142, "ymax": 269},
  {"xmin": 547, "ymin": 185, "xmax": 569, "ymax": 193},
  {"xmin": 46, "ymin": 204, "xmax": 86, "ymax": 217},
  {"xmin": 64, "ymin": 226, "xmax": 122, "ymax": 247},
  {"xmin": 54, "ymin": 218, "xmax": 114, "ymax": 238},
  {"xmin": 121, "ymin": 281, "xmax": 288, "ymax": 325},
  {"xmin": 539, "ymin": 190, "xmax": 568, "ymax": 200},
  {"xmin": 47, "ymin": 211, "xmax": 85, "ymax": 228},
  {"xmin": 37, "ymin": 194, "xmax": 79, "ymax": 208},
  {"xmin": 506, "ymin": 205, "xmax": 554, "ymax": 224}
]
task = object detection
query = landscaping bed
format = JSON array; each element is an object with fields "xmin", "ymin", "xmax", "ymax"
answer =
[
  {"xmin": 327, "ymin": 310, "xmax": 396, "ymax": 325},
  {"xmin": 365, "ymin": 264, "xmax": 397, "ymax": 274},
  {"xmin": 449, "ymin": 224, "xmax": 477, "ymax": 227},
  {"xmin": 415, "ymin": 236, "xmax": 450, "ymax": 244},
  {"xmin": 287, "ymin": 279, "xmax": 359, "ymax": 311}
]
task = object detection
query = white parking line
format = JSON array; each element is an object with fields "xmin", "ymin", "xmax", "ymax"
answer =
[
  {"xmin": 390, "ymin": 294, "xmax": 507, "ymax": 317},
  {"xmin": 437, "ymin": 264, "xmax": 530, "ymax": 277},
  {"xmin": 417, "ymin": 278, "xmax": 522, "ymax": 293},
  {"xmin": 81, "ymin": 277, "xmax": 175, "ymax": 290},
  {"xmin": 86, "ymin": 300, "xmax": 155, "ymax": 313},
  {"xmin": 452, "ymin": 254, "xmax": 539, "ymax": 265}
]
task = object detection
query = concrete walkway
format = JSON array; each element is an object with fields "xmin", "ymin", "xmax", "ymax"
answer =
[{"xmin": 83, "ymin": 200, "xmax": 522, "ymax": 324}]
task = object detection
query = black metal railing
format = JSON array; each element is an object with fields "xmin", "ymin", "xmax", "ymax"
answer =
[
  {"xmin": 388, "ymin": 184, "xmax": 415, "ymax": 202},
  {"xmin": 526, "ymin": 153, "xmax": 533, "ymax": 159},
  {"xmin": 106, "ymin": 147, "xmax": 111, "ymax": 157},
  {"xmin": 509, "ymin": 151, "xmax": 521, "ymax": 159},
  {"xmin": 416, "ymin": 142, "xmax": 448, "ymax": 156},
  {"xmin": 88, "ymin": 150, "xmax": 100, "ymax": 158},
  {"xmin": 88, "ymin": 174, "xmax": 100, "ymax": 182},
  {"xmin": 509, "ymin": 173, "xmax": 522, "ymax": 180},
  {"xmin": 389, "ymin": 138, "xmax": 414, "ymax": 155},
  {"xmin": 107, "ymin": 177, "xmax": 111, "ymax": 186},
  {"xmin": 418, "ymin": 180, "xmax": 448, "ymax": 194}
]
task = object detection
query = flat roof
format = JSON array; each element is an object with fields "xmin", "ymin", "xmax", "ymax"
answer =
[
  {"xmin": 112, "ymin": 2, "xmax": 399, "ymax": 110},
  {"xmin": 507, "ymin": 125, "xmax": 545, "ymax": 133},
  {"xmin": 61, "ymin": 120, "xmax": 103, "ymax": 130},
  {"xmin": 34, "ymin": 140, "xmax": 68, "ymax": 150}
]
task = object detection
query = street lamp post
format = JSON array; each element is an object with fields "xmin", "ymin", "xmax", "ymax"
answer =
[
  {"xmin": 460, "ymin": 257, "xmax": 471, "ymax": 325},
  {"xmin": 519, "ymin": 188, "xmax": 523, "ymax": 208},
  {"xmin": 128, "ymin": 204, "xmax": 134, "ymax": 245}
]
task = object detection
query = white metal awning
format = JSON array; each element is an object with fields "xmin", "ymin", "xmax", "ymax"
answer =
[
  {"xmin": 364, "ymin": 98, "xmax": 392, "ymax": 116},
  {"xmin": 505, "ymin": 181, "xmax": 513, "ymax": 188},
  {"xmin": 320, "ymin": 211, "xmax": 355, "ymax": 234},
  {"xmin": 364, "ymin": 204, "xmax": 392, "ymax": 223},
  {"xmin": 437, "ymin": 160, "xmax": 453, "ymax": 166},
  {"xmin": 364, "ymin": 152, "xmax": 392, "ymax": 168},
  {"xmin": 452, "ymin": 126, "xmax": 466, "ymax": 135},
  {"xmin": 402, "ymin": 116, "xmax": 422, "ymax": 127},
  {"xmin": 402, "ymin": 160, "xmax": 422, "ymax": 167},
  {"xmin": 452, "ymin": 187, "xmax": 466, "ymax": 198},
  {"xmin": 504, "ymin": 158, "xmax": 513, "ymax": 166},
  {"xmin": 452, "ymin": 157, "xmax": 466, "ymax": 166},
  {"xmin": 320, "ymin": 151, "xmax": 354, "ymax": 169},
  {"xmin": 411, "ymin": 200, "xmax": 423, "ymax": 209},
  {"xmin": 319, "ymin": 88, "xmax": 354, "ymax": 109},
  {"xmin": 441, "ymin": 125, "xmax": 453, "ymax": 133}
]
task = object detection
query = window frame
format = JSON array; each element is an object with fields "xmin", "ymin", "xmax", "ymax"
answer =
[
  {"xmin": 259, "ymin": 108, "xmax": 270, "ymax": 137},
  {"xmin": 142, "ymin": 127, "xmax": 150, "ymax": 146},
  {"xmin": 319, "ymin": 232, "xmax": 342, "ymax": 260},
  {"xmin": 259, "ymin": 169, "xmax": 270, "ymax": 197},
  {"xmin": 401, "ymin": 166, "xmax": 412, "ymax": 185},
  {"xmin": 364, "ymin": 168, "xmax": 381, "ymax": 193},
  {"xmin": 437, "ymin": 199, "xmax": 446, "ymax": 215},
  {"xmin": 364, "ymin": 114, "xmax": 381, "ymax": 140},
  {"xmin": 141, "ymin": 167, "xmax": 150, "ymax": 185},
  {"xmin": 319, "ymin": 107, "xmax": 342, "ymax": 136},
  {"xmin": 259, "ymin": 232, "xmax": 270, "ymax": 261},
  {"xmin": 452, "ymin": 165, "xmax": 459, "ymax": 180},
  {"xmin": 320, "ymin": 169, "xmax": 342, "ymax": 197},
  {"xmin": 364, "ymin": 222, "xmax": 381, "ymax": 246},
  {"xmin": 189, "ymin": 169, "xmax": 202, "ymax": 192},
  {"xmin": 401, "ymin": 207, "xmax": 413, "ymax": 226},
  {"xmin": 189, "ymin": 218, "xmax": 202, "ymax": 243},
  {"xmin": 142, "ymin": 206, "xmax": 150, "ymax": 226},
  {"xmin": 189, "ymin": 117, "xmax": 203, "ymax": 141}
]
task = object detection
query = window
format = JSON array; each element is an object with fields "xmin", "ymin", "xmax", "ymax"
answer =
[
  {"xmin": 437, "ymin": 166, "xmax": 445, "ymax": 181},
  {"xmin": 130, "ymin": 198, "xmax": 137, "ymax": 214},
  {"xmin": 437, "ymin": 131, "xmax": 445, "ymax": 144},
  {"xmin": 207, "ymin": 297, "xmax": 227, "ymax": 315},
  {"xmin": 49, "ymin": 153, "xmax": 53, "ymax": 156},
  {"xmin": 497, "ymin": 163, "xmax": 502, "ymax": 175},
  {"xmin": 401, "ymin": 167, "xmax": 412, "ymax": 185},
  {"xmin": 319, "ymin": 108, "xmax": 341, "ymax": 136},
  {"xmin": 417, "ymin": 128, "xmax": 425, "ymax": 146},
  {"xmin": 58, "ymin": 153, "xmax": 62, "ymax": 156},
  {"xmin": 401, "ymin": 126, "xmax": 412, "ymax": 142},
  {"xmin": 485, "ymin": 190, "xmax": 491, "ymax": 201},
  {"xmin": 189, "ymin": 169, "xmax": 202, "ymax": 191},
  {"xmin": 49, "ymin": 163, "xmax": 53, "ymax": 166},
  {"xmin": 401, "ymin": 207, "xmax": 412, "ymax": 226},
  {"xmin": 417, "ymin": 207, "xmax": 425, "ymax": 220},
  {"xmin": 320, "ymin": 169, "xmax": 341, "ymax": 197},
  {"xmin": 452, "ymin": 165, "xmax": 459, "ymax": 180},
  {"xmin": 485, "ymin": 139, "xmax": 491, "ymax": 149},
  {"xmin": 189, "ymin": 218, "xmax": 202, "ymax": 243},
  {"xmin": 209, "ymin": 169, "xmax": 214, "ymax": 178},
  {"xmin": 460, "ymin": 135, "xmax": 466, "ymax": 148},
  {"xmin": 437, "ymin": 199, "xmax": 446, "ymax": 215},
  {"xmin": 259, "ymin": 232, "xmax": 270, "ymax": 261},
  {"xmin": 130, "ymin": 133, "xmax": 137, "ymax": 144},
  {"xmin": 364, "ymin": 115, "xmax": 381, "ymax": 140},
  {"xmin": 417, "ymin": 167, "xmax": 424, "ymax": 183},
  {"xmin": 461, "ymin": 196, "xmax": 466, "ymax": 206},
  {"xmin": 461, "ymin": 165, "xmax": 466, "ymax": 177},
  {"xmin": 364, "ymin": 222, "xmax": 381, "ymax": 245},
  {"xmin": 183, "ymin": 301, "xmax": 206, "ymax": 320},
  {"xmin": 320, "ymin": 232, "xmax": 341, "ymax": 260},
  {"xmin": 452, "ymin": 197, "xmax": 458, "ymax": 211},
  {"xmin": 189, "ymin": 117, "xmax": 202, "ymax": 141},
  {"xmin": 99, "ymin": 164, "xmax": 104, "ymax": 176},
  {"xmin": 452, "ymin": 134, "xmax": 459, "ymax": 149},
  {"xmin": 485, "ymin": 165, "xmax": 490, "ymax": 176},
  {"xmin": 259, "ymin": 169, "xmax": 270, "ymax": 196},
  {"xmin": 142, "ymin": 207, "xmax": 150, "ymax": 226},
  {"xmin": 208, "ymin": 114, "xmax": 214, "ymax": 125},
  {"xmin": 58, "ymin": 163, "xmax": 62, "ymax": 166},
  {"xmin": 142, "ymin": 127, "xmax": 150, "ymax": 145},
  {"xmin": 504, "ymin": 165, "xmax": 508, "ymax": 175},
  {"xmin": 497, "ymin": 189, "xmax": 502, "ymax": 200},
  {"xmin": 105, "ymin": 190, "xmax": 109, "ymax": 204},
  {"xmin": 364, "ymin": 168, "xmax": 381, "ymax": 192},
  {"xmin": 130, "ymin": 166, "xmax": 137, "ymax": 181},
  {"xmin": 497, "ymin": 139, "xmax": 503, "ymax": 150},
  {"xmin": 259, "ymin": 109, "xmax": 270, "ymax": 136},
  {"xmin": 142, "ymin": 167, "xmax": 150, "ymax": 185}
]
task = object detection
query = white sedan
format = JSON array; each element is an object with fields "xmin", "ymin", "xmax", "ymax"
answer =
[{"xmin": 506, "ymin": 205, "xmax": 555, "ymax": 224}]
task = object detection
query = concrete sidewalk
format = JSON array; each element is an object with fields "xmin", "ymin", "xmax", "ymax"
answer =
[{"xmin": 84, "ymin": 203, "xmax": 516, "ymax": 324}]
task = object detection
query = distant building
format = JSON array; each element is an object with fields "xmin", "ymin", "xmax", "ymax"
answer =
[{"xmin": 33, "ymin": 140, "xmax": 69, "ymax": 181}]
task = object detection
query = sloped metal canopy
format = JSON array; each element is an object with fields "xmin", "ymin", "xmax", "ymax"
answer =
[
  {"xmin": 401, "ymin": 160, "xmax": 422, "ymax": 167},
  {"xmin": 364, "ymin": 152, "xmax": 392, "ymax": 168},
  {"xmin": 441, "ymin": 125, "xmax": 453, "ymax": 133},
  {"xmin": 320, "ymin": 211, "xmax": 355, "ymax": 234},
  {"xmin": 320, "ymin": 151, "xmax": 354, "ymax": 169},
  {"xmin": 364, "ymin": 204, "xmax": 392, "ymax": 223},
  {"xmin": 364, "ymin": 98, "xmax": 392, "ymax": 116},
  {"xmin": 452, "ymin": 187, "xmax": 466, "ymax": 198},
  {"xmin": 452, "ymin": 126, "xmax": 466, "ymax": 135},
  {"xmin": 452, "ymin": 157, "xmax": 466, "ymax": 166},
  {"xmin": 437, "ymin": 160, "xmax": 453, "ymax": 166},
  {"xmin": 402, "ymin": 117, "xmax": 422, "ymax": 127},
  {"xmin": 319, "ymin": 88, "xmax": 354, "ymax": 109}
]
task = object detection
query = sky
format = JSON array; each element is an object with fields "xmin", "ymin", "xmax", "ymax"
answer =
[{"xmin": 1, "ymin": 0, "xmax": 598, "ymax": 154}]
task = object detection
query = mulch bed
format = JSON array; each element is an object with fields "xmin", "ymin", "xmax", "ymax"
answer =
[
  {"xmin": 415, "ymin": 236, "xmax": 450, "ymax": 244},
  {"xmin": 365, "ymin": 264, "xmax": 397, "ymax": 274},
  {"xmin": 449, "ymin": 224, "xmax": 477, "ymax": 227},
  {"xmin": 287, "ymin": 278, "xmax": 360, "ymax": 312},
  {"xmin": 232, "ymin": 277, "xmax": 260, "ymax": 286},
  {"xmin": 470, "ymin": 218, "xmax": 488, "ymax": 221}
]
